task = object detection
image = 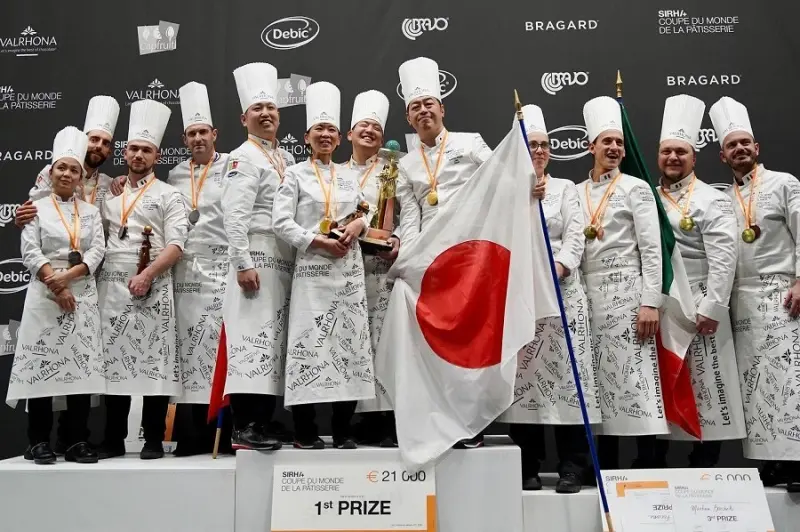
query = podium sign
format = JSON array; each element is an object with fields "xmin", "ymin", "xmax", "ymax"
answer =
[
  {"xmin": 271, "ymin": 462, "xmax": 436, "ymax": 532},
  {"xmin": 601, "ymin": 468, "xmax": 775, "ymax": 531}
]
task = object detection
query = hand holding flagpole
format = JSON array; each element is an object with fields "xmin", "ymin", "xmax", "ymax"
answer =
[{"xmin": 514, "ymin": 90, "xmax": 615, "ymax": 532}]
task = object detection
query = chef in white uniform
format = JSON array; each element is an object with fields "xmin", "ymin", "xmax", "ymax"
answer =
[
  {"xmin": 394, "ymin": 56, "xmax": 493, "ymax": 449},
  {"xmin": 8, "ymin": 127, "xmax": 106, "ymax": 465},
  {"xmin": 342, "ymin": 90, "xmax": 398, "ymax": 447},
  {"xmin": 167, "ymin": 81, "xmax": 230, "ymax": 455},
  {"xmin": 578, "ymin": 96, "xmax": 666, "ymax": 469},
  {"xmin": 221, "ymin": 62, "xmax": 296, "ymax": 451},
  {"xmin": 273, "ymin": 81, "xmax": 375, "ymax": 449},
  {"xmin": 499, "ymin": 104, "xmax": 599, "ymax": 493},
  {"xmin": 14, "ymin": 96, "xmax": 121, "ymax": 453},
  {"xmin": 653, "ymin": 95, "xmax": 746, "ymax": 468},
  {"xmin": 96, "ymin": 99, "xmax": 189, "ymax": 460},
  {"xmin": 710, "ymin": 97, "xmax": 800, "ymax": 491}
]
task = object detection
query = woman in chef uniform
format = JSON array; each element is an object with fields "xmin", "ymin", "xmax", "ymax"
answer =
[
  {"xmin": 273, "ymin": 81, "xmax": 375, "ymax": 449},
  {"xmin": 7, "ymin": 126, "xmax": 106, "ymax": 465},
  {"xmin": 499, "ymin": 105, "xmax": 599, "ymax": 494}
]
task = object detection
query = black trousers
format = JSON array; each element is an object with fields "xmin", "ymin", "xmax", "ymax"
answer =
[
  {"xmin": 598, "ymin": 435, "xmax": 668, "ymax": 469},
  {"xmin": 293, "ymin": 401, "xmax": 357, "ymax": 443},
  {"xmin": 104, "ymin": 395, "xmax": 170, "ymax": 444},
  {"xmin": 653, "ymin": 439, "xmax": 722, "ymax": 468},
  {"xmin": 356, "ymin": 411, "xmax": 397, "ymax": 441},
  {"xmin": 229, "ymin": 393, "xmax": 276, "ymax": 431},
  {"xmin": 509, "ymin": 424, "xmax": 588, "ymax": 478},
  {"xmin": 27, "ymin": 395, "xmax": 91, "ymax": 446}
]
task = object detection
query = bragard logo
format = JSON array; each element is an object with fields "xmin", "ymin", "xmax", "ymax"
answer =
[
  {"xmin": 395, "ymin": 70, "xmax": 458, "ymax": 100},
  {"xmin": 0, "ymin": 26, "xmax": 58, "ymax": 57},
  {"xmin": 525, "ymin": 20, "xmax": 598, "ymax": 31},
  {"xmin": 666, "ymin": 74, "xmax": 741, "ymax": 86},
  {"xmin": 261, "ymin": 17, "xmax": 320, "ymax": 50},
  {"xmin": 137, "ymin": 20, "xmax": 180, "ymax": 56},
  {"xmin": 0, "ymin": 258, "xmax": 31, "ymax": 294},
  {"xmin": 548, "ymin": 125, "xmax": 590, "ymax": 161},
  {"xmin": 541, "ymin": 72, "xmax": 589, "ymax": 95},
  {"xmin": 401, "ymin": 18, "xmax": 449, "ymax": 40},
  {"xmin": 0, "ymin": 148, "xmax": 53, "ymax": 161}
]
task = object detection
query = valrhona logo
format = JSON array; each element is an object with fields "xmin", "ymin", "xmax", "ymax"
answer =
[
  {"xmin": 402, "ymin": 18, "xmax": 449, "ymax": 40},
  {"xmin": 261, "ymin": 16, "xmax": 320, "ymax": 50},
  {"xmin": 280, "ymin": 134, "xmax": 310, "ymax": 162},
  {"xmin": 137, "ymin": 20, "xmax": 180, "ymax": 56},
  {"xmin": 125, "ymin": 78, "xmax": 180, "ymax": 106},
  {"xmin": 396, "ymin": 70, "xmax": 457, "ymax": 100},
  {"xmin": 0, "ymin": 26, "xmax": 58, "ymax": 57},
  {"xmin": 0, "ymin": 258, "xmax": 31, "ymax": 294}
]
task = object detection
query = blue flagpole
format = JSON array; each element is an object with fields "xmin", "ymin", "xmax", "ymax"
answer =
[{"xmin": 514, "ymin": 91, "xmax": 615, "ymax": 532}]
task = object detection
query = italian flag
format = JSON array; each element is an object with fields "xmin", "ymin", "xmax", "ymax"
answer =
[{"xmin": 618, "ymin": 99, "xmax": 702, "ymax": 439}]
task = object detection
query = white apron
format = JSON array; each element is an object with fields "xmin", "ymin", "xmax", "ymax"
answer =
[
  {"xmin": 284, "ymin": 245, "xmax": 375, "ymax": 406},
  {"xmin": 732, "ymin": 274, "xmax": 800, "ymax": 460},
  {"xmin": 666, "ymin": 280, "xmax": 746, "ymax": 441},
  {"xmin": 498, "ymin": 270, "xmax": 600, "ymax": 424},
  {"xmin": 357, "ymin": 254, "xmax": 393, "ymax": 413},
  {"xmin": 223, "ymin": 234, "xmax": 294, "ymax": 397},
  {"xmin": 584, "ymin": 257, "xmax": 668, "ymax": 436},
  {"xmin": 7, "ymin": 265, "xmax": 105, "ymax": 405},
  {"xmin": 174, "ymin": 244, "xmax": 229, "ymax": 403},
  {"xmin": 98, "ymin": 257, "xmax": 181, "ymax": 396}
]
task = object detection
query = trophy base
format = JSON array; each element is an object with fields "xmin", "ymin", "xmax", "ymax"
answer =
[{"xmin": 327, "ymin": 228, "xmax": 394, "ymax": 255}]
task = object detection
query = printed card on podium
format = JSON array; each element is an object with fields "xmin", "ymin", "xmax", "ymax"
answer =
[
  {"xmin": 271, "ymin": 462, "xmax": 436, "ymax": 532},
  {"xmin": 600, "ymin": 468, "xmax": 774, "ymax": 531}
]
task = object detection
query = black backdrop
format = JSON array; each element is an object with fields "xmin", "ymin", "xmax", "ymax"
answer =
[{"xmin": 2, "ymin": 1, "xmax": 800, "ymax": 464}]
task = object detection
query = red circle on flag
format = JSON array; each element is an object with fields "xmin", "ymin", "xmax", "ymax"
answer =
[{"xmin": 415, "ymin": 240, "xmax": 511, "ymax": 369}]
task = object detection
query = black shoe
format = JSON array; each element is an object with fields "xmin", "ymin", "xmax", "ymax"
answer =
[
  {"xmin": 53, "ymin": 439, "xmax": 68, "ymax": 456},
  {"xmin": 334, "ymin": 438, "xmax": 357, "ymax": 449},
  {"xmin": 522, "ymin": 475, "xmax": 542, "ymax": 491},
  {"xmin": 65, "ymin": 442, "xmax": 98, "ymax": 464},
  {"xmin": 294, "ymin": 438, "xmax": 325, "ymax": 450},
  {"xmin": 172, "ymin": 442, "xmax": 203, "ymax": 457},
  {"xmin": 140, "ymin": 441, "xmax": 165, "ymax": 460},
  {"xmin": 96, "ymin": 441, "xmax": 126, "ymax": 460},
  {"xmin": 232, "ymin": 422, "xmax": 282, "ymax": 451},
  {"xmin": 760, "ymin": 461, "xmax": 788, "ymax": 487},
  {"xmin": 23, "ymin": 445, "xmax": 33, "ymax": 461},
  {"xmin": 556, "ymin": 472, "xmax": 582, "ymax": 494},
  {"xmin": 454, "ymin": 434, "xmax": 484, "ymax": 449},
  {"xmin": 379, "ymin": 437, "xmax": 398, "ymax": 448},
  {"xmin": 267, "ymin": 420, "xmax": 294, "ymax": 444},
  {"xmin": 30, "ymin": 442, "xmax": 57, "ymax": 465}
]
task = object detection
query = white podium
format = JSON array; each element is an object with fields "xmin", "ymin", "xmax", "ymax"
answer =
[
  {"xmin": 235, "ymin": 441, "xmax": 524, "ymax": 532},
  {"xmin": 0, "ymin": 454, "xmax": 236, "ymax": 532}
]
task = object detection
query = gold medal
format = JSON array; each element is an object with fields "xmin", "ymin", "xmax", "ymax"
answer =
[
  {"xmin": 311, "ymin": 159, "xmax": 338, "ymax": 235},
  {"xmin": 319, "ymin": 218, "xmax": 332, "ymax": 234},
  {"xmin": 742, "ymin": 228, "xmax": 756, "ymax": 243},
  {"xmin": 584, "ymin": 173, "xmax": 622, "ymax": 244},
  {"xmin": 421, "ymin": 132, "xmax": 448, "ymax": 209},
  {"xmin": 427, "ymin": 190, "xmax": 439, "ymax": 206},
  {"xmin": 584, "ymin": 225, "xmax": 598, "ymax": 240},
  {"xmin": 679, "ymin": 216, "xmax": 695, "ymax": 232}
]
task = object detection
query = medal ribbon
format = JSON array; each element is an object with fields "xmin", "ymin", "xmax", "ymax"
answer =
[
  {"xmin": 420, "ymin": 131, "xmax": 449, "ymax": 198},
  {"xmin": 733, "ymin": 166, "xmax": 759, "ymax": 229},
  {"xmin": 312, "ymin": 159, "xmax": 338, "ymax": 224},
  {"xmin": 248, "ymin": 138, "xmax": 286, "ymax": 182},
  {"xmin": 51, "ymin": 194, "xmax": 80, "ymax": 251},
  {"xmin": 78, "ymin": 170, "xmax": 99, "ymax": 205},
  {"xmin": 659, "ymin": 174, "xmax": 697, "ymax": 219},
  {"xmin": 584, "ymin": 173, "xmax": 623, "ymax": 229},
  {"xmin": 189, "ymin": 153, "xmax": 215, "ymax": 210},
  {"xmin": 121, "ymin": 174, "xmax": 157, "ymax": 229},
  {"xmin": 349, "ymin": 157, "xmax": 379, "ymax": 190}
]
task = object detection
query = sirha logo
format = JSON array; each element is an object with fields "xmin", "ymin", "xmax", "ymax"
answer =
[{"xmin": 261, "ymin": 16, "xmax": 320, "ymax": 50}]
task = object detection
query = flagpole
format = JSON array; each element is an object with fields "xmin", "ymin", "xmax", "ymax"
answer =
[
  {"xmin": 212, "ymin": 408, "xmax": 224, "ymax": 459},
  {"xmin": 514, "ymin": 90, "xmax": 615, "ymax": 532}
]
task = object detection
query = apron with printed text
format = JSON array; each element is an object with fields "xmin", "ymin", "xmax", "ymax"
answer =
[
  {"xmin": 732, "ymin": 274, "xmax": 800, "ymax": 460},
  {"xmin": 498, "ymin": 270, "xmax": 600, "ymax": 424},
  {"xmin": 98, "ymin": 257, "xmax": 181, "ymax": 397},
  {"xmin": 223, "ymin": 235, "xmax": 294, "ymax": 397},
  {"xmin": 7, "ymin": 267, "xmax": 105, "ymax": 405},
  {"xmin": 357, "ymin": 254, "xmax": 394, "ymax": 413},
  {"xmin": 284, "ymin": 245, "xmax": 375, "ymax": 406},
  {"xmin": 174, "ymin": 244, "xmax": 229, "ymax": 403},
  {"xmin": 584, "ymin": 257, "xmax": 668, "ymax": 436}
]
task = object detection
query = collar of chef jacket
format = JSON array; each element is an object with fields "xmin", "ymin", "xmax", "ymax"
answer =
[
  {"xmin": 349, "ymin": 153, "xmax": 379, "ymax": 167},
  {"xmin": 587, "ymin": 166, "xmax": 621, "ymax": 186},
  {"xmin": 736, "ymin": 163, "xmax": 764, "ymax": 187},
  {"xmin": 419, "ymin": 128, "xmax": 448, "ymax": 152},
  {"xmin": 661, "ymin": 172, "xmax": 696, "ymax": 192},
  {"xmin": 247, "ymin": 133, "xmax": 279, "ymax": 151}
]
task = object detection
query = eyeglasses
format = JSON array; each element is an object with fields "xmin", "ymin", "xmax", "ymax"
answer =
[{"xmin": 529, "ymin": 142, "xmax": 551, "ymax": 151}]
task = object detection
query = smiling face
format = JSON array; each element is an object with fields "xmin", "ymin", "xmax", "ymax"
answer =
[
  {"xmin": 50, "ymin": 157, "xmax": 83, "ymax": 197},
  {"xmin": 720, "ymin": 132, "xmax": 759, "ymax": 175},
  {"xmin": 85, "ymin": 131, "xmax": 112, "ymax": 170},
  {"xmin": 406, "ymin": 97, "xmax": 444, "ymax": 136},
  {"xmin": 305, "ymin": 123, "xmax": 341, "ymax": 156},
  {"xmin": 241, "ymin": 102, "xmax": 280, "ymax": 140},
  {"xmin": 589, "ymin": 131, "xmax": 625, "ymax": 171},
  {"xmin": 658, "ymin": 140, "xmax": 696, "ymax": 182},
  {"xmin": 124, "ymin": 140, "xmax": 159, "ymax": 176},
  {"xmin": 347, "ymin": 120, "xmax": 384, "ymax": 152},
  {"xmin": 527, "ymin": 132, "xmax": 550, "ymax": 177}
]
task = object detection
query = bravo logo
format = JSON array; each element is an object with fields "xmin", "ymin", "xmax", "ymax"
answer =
[
  {"xmin": 395, "ymin": 70, "xmax": 458, "ymax": 101},
  {"xmin": 541, "ymin": 72, "xmax": 589, "ymax": 95},
  {"xmin": 261, "ymin": 17, "xmax": 320, "ymax": 50},
  {"xmin": 0, "ymin": 258, "xmax": 31, "ymax": 294},
  {"xmin": 548, "ymin": 125, "xmax": 590, "ymax": 161},
  {"xmin": 401, "ymin": 18, "xmax": 449, "ymax": 40},
  {"xmin": 695, "ymin": 127, "xmax": 718, "ymax": 150}
]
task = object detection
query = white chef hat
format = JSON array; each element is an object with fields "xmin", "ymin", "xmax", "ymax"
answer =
[
  {"xmin": 233, "ymin": 62, "xmax": 278, "ymax": 114},
  {"xmin": 52, "ymin": 126, "xmax": 89, "ymax": 168},
  {"xmin": 583, "ymin": 96, "xmax": 622, "ymax": 142},
  {"xmin": 398, "ymin": 57, "xmax": 440, "ymax": 108},
  {"xmin": 659, "ymin": 94, "xmax": 705, "ymax": 148},
  {"xmin": 127, "ymin": 99, "xmax": 171, "ymax": 149},
  {"xmin": 83, "ymin": 95, "xmax": 120, "ymax": 138},
  {"xmin": 350, "ymin": 90, "xmax": 389, "ymax": 130},
  {"xmin": 519, "ymin": 104, "xmax": 548, "ymax": 138},
  {"xmin": 306, "ymin": 82, "xmax": 341, "ymax": 131},
  {"xmin": 179, "ymin": 81, "xmax": 213, "ymax": 131},
  {"xmin": 709, "ymin": 96, "xmax": 754, "ymax": 147}
]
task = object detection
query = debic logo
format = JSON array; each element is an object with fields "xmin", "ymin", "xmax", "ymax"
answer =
[
  {"xmin": 547, "ymin": 125, "xmax": 590, "ymax": 161},
  {"xmin": 0, "ymin": 258, "xmax": 31, "ymax": 294},
  {"xmin": 261, "ymin": 17, "xmax": 320, "ymax": 50}
]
